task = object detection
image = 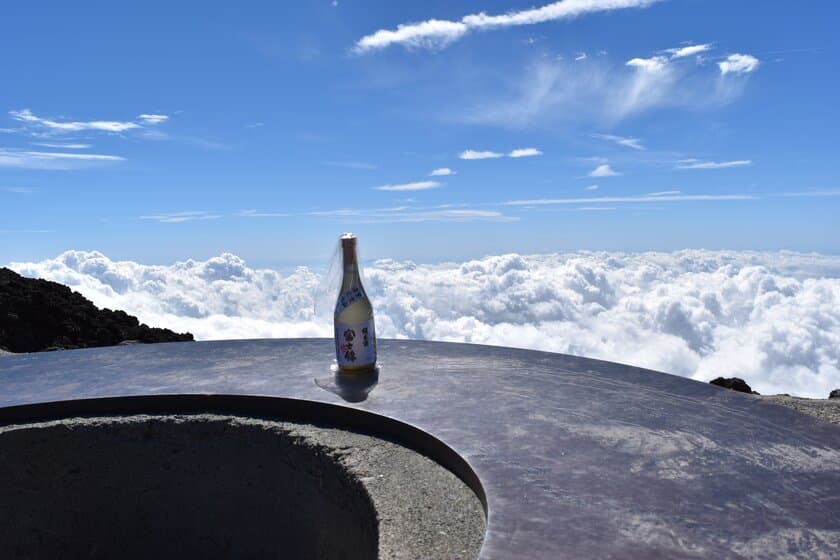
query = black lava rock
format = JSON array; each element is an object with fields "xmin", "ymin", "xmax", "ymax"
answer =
[
  {"xmin": 0, "ymin": 267, "xmax": 193, "ymax": 353},
  {"xmin": 710, "ymin": 377, "xmax": 759, "ymax": 395},
  {"xmin": 830, "ymin": 389, "xmax": 840, "ymax": 399}
]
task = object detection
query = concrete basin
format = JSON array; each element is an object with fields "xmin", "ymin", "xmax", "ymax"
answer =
[{"xmin": 0, "ymin": 413, "xmax": 485, "ymax": 560}]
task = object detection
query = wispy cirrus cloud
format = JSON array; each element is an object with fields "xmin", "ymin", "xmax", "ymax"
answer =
[
  {"xmin": 310, "ymin": 205, "xmax": 516, "ymax": 223},
  {"xmin": 461, "ymin": 43, "xmax": 760, "ymax": 127},
  {"xmin": 137, "ymin": 129, "xmax": 229, "ymax": 150},
  {"xmin": 0, "ymin": 148, "xmax": 124, "ymax": 169},
  {"xmin": 140, "ymin": 211, "xmax": 220, "ymax": 223},
  {"xmin": 1, "ymin": 186, "xmax": 35, "ymax": 194},
  {"xmin": 30, "ymin": 142, "xmax": 92, "ymax": 149},
  {"xmin": 626, "ymin": 56, "xmax": 668, "ymax": 72},
  {"xmin": 353, "ymin": 0, "xmax": 660, "ymax": 53},
  {"xmin": 506, "ymin": 192, "xmax": 756, "ymax": 206},
  {"xmin": 589, "ymin": 164, "xmax": 621, "ymax": 177},
  {"xmin": 645, "ymin": 190, "xmax": 681, "ymax": 196},
  {"xmin": 137, "ymin": 114, "xmax": 169, "ymax": 125},
  {"xmin": 460, "ymin": 148, "xmax": 543, "ymax": 160},
  {"xmin": 591, "ymin": 133, "xmax": 645, "ymax": 150},
  {"xmin": 322, "ymin": 160, "xmax": 378, "ymax": 170},
  {"xmin": 460, "ymin": 149, "xmax": 504, "ymax": 160},
  {"xmin": 373, "ymin": 180, "xmax": 441, "ymax": 191},
  {"xmin": 9, "ymin": 109, "xmax": 168, "ymax": 134},
  {"xmin": 665, "ymin": 43, "xmax": 712, "ymax": 59},
  {"xmin": 779, "ymin": 190, "xmax": 840, "ymax": 199},
  {"xmin": 10, "ymin": 109, "xmax": 140, "ymax": 133},
  {"xmin": 676, "ymin": 159, "xmax": 752, "ymax": 170},
  {"xmin": 383, "ymin": 209, "xmax": 516, "ymax": 223},
  {"xmin": 508, "ymin": 147, "xmax": 543, "ymax": 158},
  {"xmin": 236, "ymin": 210, "xmax": 290, "ymax": 218},
  {"xmin": 718, "ymin": 54, "xmax": 760, "ymax": 75},
  {"xmin": 430, "ymin": 167, "xmax": 455, "ymax": 176}
]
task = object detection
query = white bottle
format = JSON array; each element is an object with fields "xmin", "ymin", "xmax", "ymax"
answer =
[{"xmin": 334, "ymin": 234, "xmax": 377, "ymax": 372}]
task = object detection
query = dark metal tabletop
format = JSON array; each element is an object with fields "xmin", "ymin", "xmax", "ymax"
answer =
[{"xmin": 1, "ymin": 339, "xmax": 839, "ymax": 559}]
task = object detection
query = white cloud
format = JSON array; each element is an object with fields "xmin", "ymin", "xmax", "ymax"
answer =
[
  {"xmin": 31, "ymin": 142, "xmax": 92, "ymax": 149},
  {"xmin": 585, "ymin": 184, "xmax": 599, "ymax": 191},
  {"xmin": 11, "ymin": 249, "xmax": 840, "ymax": 397},
  {"xmin": 10, "ymin": 109, "xmax": 141, "ymax": 133},
  {"xmin": 645, "ymin": 190, "xmax": 681, "ymax": 196},
  {"xmin": 575, "ymin": 52, "xmax": 587, "ymax": 61},
  {"xmin": 676, "ymin": 159, "xmax": 752, "ymax": 170},
  {"xmin": 591, "ymin": 133, "xmax": 645, "ymax": 150},
  {"xmin": 463, "ymin": 57, "xmax": 676, "ymax": 126},
  {"xmin": 9, "ymin": 109, "xmax": 169, "ymax": 136},
  {"xmin": 354, "ymin": 0, "xmax": 659, "ymax": 53},
  {"xmin": 236, "ymin": 210, "xmax": 290, "ymax": 218},
  {"xmin": 354, "ymin": 19, "xmax": 468, "ymax": 53},
  {"xmin": 506, "ymin": 193, "xmax": 755, "ymax": 205},
  {"xmin": 308, "ymin": 206, "xmax": 515, "ymax": 223},
  {"xmin": 140, "ymin": 211, "xmax": 220, "ymax": 223},
  {"xmin": 137, "ymin": 130, "xmax": 228, "ymax": 150},
  {"xmin": 460, "ymin": 148, "xmax": 542, "ymax": 159},
  {"xmin": 626, "ymin": 56, "xmax": 668, "ymax": 72},
  {"xmin": 718, "ymin": 53, "xmax": 760, "ymax": 75},
  {"xmin": 0, "ymin": 148, "xmax": 124, "ymax": 169},
  {"xmin": 377, "ymin": 209, "xmax": 516, "ymax": 223},
  {"xmin": 322, "ymin": 160, "xmax": 377, "ymax": 170},
  {"xmin": 137, "ymin": 114, "xmax": 169, "ymax": 125},
  {"xmin": 589, "ymin": 164, "xmax": 621, "ymax": 177},
  {"xmin": 462, "ymin": 44, "xmax": 756, "ymax": 127},
  {"xmin": 666, "ymin": 44, "xmax": 712, "ymax": 59},
  {"xmin": 459, "ymin": 149, "xmax": 504, "ymax": 160},
  {"xmin": 430, "ymin": 167, "xmax": 455, "ymax": 176},
  {"xmin": 508, "ymin": 147, "xmax": 543, "ymax": 158},
  {"xmin": 779, "ymin": 190, "xmax": 840, "ymax": 199},
  {"xmin": 16, "ymin": 151, "xmax": 122, "ymax": 161},
  {"xmin": 374, "ymin": 180, "xmax": 441, "ymax": 191}
]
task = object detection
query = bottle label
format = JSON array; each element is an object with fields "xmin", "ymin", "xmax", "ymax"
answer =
[
  {"xmin": 335, "ymin": 286, "xmax": 366, "ymax": 314},
  {"xmin": 335, "ymin": 319, "xmax": 376, "ymax": 368}
]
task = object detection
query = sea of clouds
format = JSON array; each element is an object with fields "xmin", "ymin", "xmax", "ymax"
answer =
[{"xmin": 9, "ymin": 249, "xmax": 840, "ymax": 398}]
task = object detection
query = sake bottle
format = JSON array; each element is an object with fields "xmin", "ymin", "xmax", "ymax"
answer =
[{"xmin": 334, "ymin": 234, "xmax": 377, "ymax": 372}]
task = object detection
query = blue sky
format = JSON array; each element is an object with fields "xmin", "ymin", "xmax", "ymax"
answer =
[{"xmin": 2, "ymin": 0, "xmax": 838, "ymax": 266}]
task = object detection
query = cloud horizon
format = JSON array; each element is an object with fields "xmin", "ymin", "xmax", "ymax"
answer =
[{"xmin": 9, "ymin": 248, "xmax": 840, "ymax": 398}]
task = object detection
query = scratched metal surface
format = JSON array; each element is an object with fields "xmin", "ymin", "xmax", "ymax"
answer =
[{"xmin": 1, "ymin": 339, "xmax": 839, "ymax": 559}]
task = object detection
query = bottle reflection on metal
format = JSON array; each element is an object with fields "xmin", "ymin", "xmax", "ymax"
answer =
[{"xmin": 314, "ymin": 367, "xmax": 380, "ymax": 403}]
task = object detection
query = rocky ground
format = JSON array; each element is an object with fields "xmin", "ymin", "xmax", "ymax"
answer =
[
  {"xmin": 0, "ymin": 267, "xmax": 192, "ymax": 353},
  {"xmin": 709, "ymin": 377, "xmax": 840, "ymax": 426},
  {"xmin": 759, "ymin": 395, "xmax": 840, "ymax": 426}
]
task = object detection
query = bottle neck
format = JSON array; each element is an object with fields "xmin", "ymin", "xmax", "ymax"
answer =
[{"xmin": 340, "ymin": 244, "xmax": 361, "ymax": 292}]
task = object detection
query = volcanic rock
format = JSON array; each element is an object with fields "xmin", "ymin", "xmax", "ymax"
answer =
[
  {"xmin": 710, "ymin": 377, "xmax": 759, "ymax": 395},
  {"xmin": 0, "ymin": 267, "xmax": 192, "ymax": 353}
]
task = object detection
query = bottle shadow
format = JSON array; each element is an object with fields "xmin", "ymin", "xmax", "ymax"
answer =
[{"xmin": 314, "ymin": 367, "xmax": 380, "ymax": 403}]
